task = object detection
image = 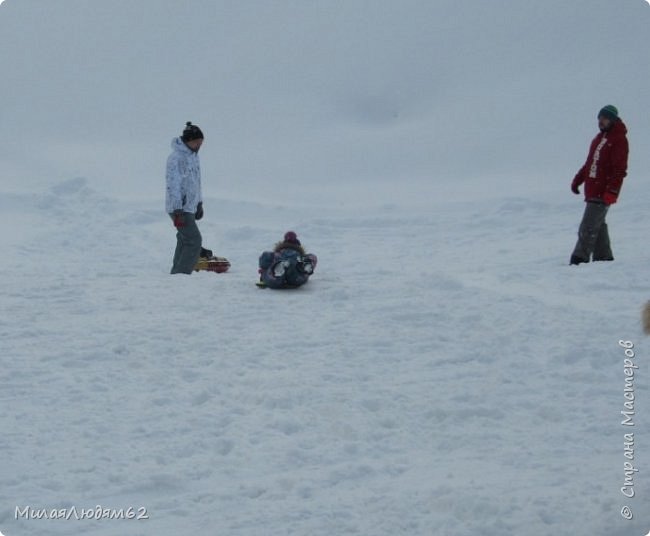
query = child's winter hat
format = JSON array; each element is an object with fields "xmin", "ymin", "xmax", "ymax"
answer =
[
  {"xmin": 598, "ymin": 105, "xmax": 619, "ymax": 121},
  {"xmin": 284, "ymin": 231, "xmax": 301, "ymax": 245},
  {"xmin": 181, "ymin": 121, "xmax": 204, "ymax": 142}
]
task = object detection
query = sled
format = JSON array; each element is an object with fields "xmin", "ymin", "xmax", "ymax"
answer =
[
  {"xmin": 255, "ymin": 280, "xmax": 305, "ymax": 289},
  {"xmin": 194, "ymin": 256, "xmax": 230, "ymax": 274}
]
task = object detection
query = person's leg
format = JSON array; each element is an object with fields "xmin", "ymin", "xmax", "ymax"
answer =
[
  {"xmin": 284, "ymin": 259, "xmax": 308, "ymax": 287},
  {"xmin": 169, "ymin": 214, "xmax": 183, "ymax": 274},
  {"xmin": 593, "ymin": 221, "xmax": 614, "ymax": 261},
  {"xmin": 571, "ymin": 202, "xmax": 609, "ymax": 264},
  {"xmin": 261, "ymin": 266, "xmax": 284, "ymax": 288},
  {"xmin": 171, "ymin": 213, "xmax": 202, "ymax": 274},
  {"xmin": 259, "ymin": 251, "xmax": 276, "ymax": 270},
  {"xmin": 171, "ymin": 231, "xmax": 183, "ymax": 274}
]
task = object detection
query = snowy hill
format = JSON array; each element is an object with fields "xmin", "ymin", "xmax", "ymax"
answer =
[
  {"xmin": 2, "ymin": 0, "xmax": 650, "ymax": 534},
  {"xmin": 1, "ymin": 178, "xmax": 649, "ymax": 536}
]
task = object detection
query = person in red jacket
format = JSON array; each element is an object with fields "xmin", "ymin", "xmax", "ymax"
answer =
[{"xmin": 570, "ymin": 105, "xmax": 629, "ymax": 265}]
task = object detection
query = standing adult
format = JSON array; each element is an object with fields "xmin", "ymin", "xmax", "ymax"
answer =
[
  {"xmin": 166, "ymin": 121, "xmax": 205, "ymax": 274},
  {"xmin": 570, "ymin": 105, "xmax": 629, "ymax": 265}
]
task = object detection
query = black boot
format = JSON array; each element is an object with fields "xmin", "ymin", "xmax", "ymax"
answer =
[
  {"xmin": 593, "ymin": 256, "xmax": 614, "ymax": 262},
  {"xmin": 570, "ymin": 254, "xmax": 588, "ymax": 265}
]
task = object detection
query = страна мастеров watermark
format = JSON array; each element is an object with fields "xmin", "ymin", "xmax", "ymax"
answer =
[{"xmin": 619, "ymin": 339, "xmax": 640, "ymax": 521}]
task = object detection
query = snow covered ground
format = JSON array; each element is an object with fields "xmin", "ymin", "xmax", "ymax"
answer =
[
  {"xmin": 1, "ymin": 177, "xmax": 649, "ymax": 536},
  {"xmin": 2, "ymin": 1, "xmax": 650, "ymax": 534}
]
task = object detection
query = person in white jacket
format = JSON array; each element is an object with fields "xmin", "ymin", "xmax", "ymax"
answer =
[{"xmin": 166, "ymin": 122, "xmax": 205, "ymax": 274}]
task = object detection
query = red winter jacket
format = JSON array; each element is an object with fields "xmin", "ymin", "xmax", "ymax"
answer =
[{"xmin": 572, "ymin": 119, "xmax": 628, "ymax": 202}]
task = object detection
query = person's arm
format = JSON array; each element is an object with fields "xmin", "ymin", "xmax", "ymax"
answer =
[
  {"xmin": 606, "ymin": 136, "xmax": 629, "ymax": 198},
  {"xmin": 166, "ymin": 155, "xmax": 184, "ymax": 212},
  {"xmin": 571, "ymin": 165, "xmax": 586, "ymax": 194}
]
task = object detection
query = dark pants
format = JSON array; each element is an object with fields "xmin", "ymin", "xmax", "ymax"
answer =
[
  {"xmin": 572, "ymin": 201, "xmax": 613, "ymax": 262},
  {"xmin": 169, "ymin": 213, "xmax": 202, "ymax": 274}
]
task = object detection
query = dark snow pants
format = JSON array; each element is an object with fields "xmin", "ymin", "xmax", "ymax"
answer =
[
  {"xmin": 169, "ymin": 212, "xmax": 202, "ymax": 274},
  {"xmin": 572, "ymin": 201, "xmax": 613, "ymax": 262}
]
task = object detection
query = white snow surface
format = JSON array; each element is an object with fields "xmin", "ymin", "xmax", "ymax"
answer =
[
  {"xmin": 1, "ymin": 177, "xmax": 649, "ymax": 536},
  {"xmin": 1, "ymin": 1, "xmax": 650, "ymax": 535}
]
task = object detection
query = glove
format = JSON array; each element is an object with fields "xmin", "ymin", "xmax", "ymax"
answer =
[
  {"xmin": 571, "ymin": 181, "xmax": 580, "ymax": 195},
  {"xmin": 603, "ymin": 191, "xmax": 618, "ymax": 205},
  {"xmin": 172, "ymin": 210, "xmax": 186, "ymax": 228},
  {"xmin": 195, "ymin": 202, "xmax": 204, "ymax": 221}
]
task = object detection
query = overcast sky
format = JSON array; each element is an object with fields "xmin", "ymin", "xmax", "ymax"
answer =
[{"xmin": 1, "ymin": 0, "xmax": 648, "ymax": 205}]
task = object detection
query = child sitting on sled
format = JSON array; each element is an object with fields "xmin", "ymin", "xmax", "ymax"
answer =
[{"xmin": 258, "ymin": 231, "xmax": 317, "ymax": 288}]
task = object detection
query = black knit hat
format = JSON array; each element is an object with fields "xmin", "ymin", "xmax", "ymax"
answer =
[{"xmin": 181, "ymin": 121, "xmax": 204, "ymax": 142}]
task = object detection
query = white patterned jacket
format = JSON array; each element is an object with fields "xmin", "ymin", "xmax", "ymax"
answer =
[{"xmin": 165, "ymin": 137, "xmax": 203, "ymax": 214}]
